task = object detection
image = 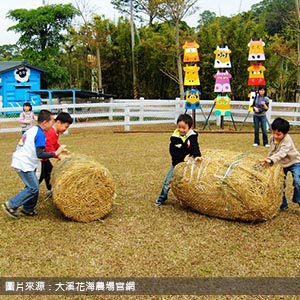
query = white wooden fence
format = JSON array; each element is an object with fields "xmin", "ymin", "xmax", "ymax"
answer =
[{"xmin": 0, "ymin": 98, "xmax": 300, "ymax": 133}]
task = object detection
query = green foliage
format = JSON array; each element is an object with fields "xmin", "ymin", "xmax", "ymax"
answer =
[
  {"xmin": 6, "ymin": 4, "xmax": 79, "ymax": 87},
  {"xmin": 0, "ymin": 44, "xmax": 22, "ymax": 60},
  {"xmin": 7, "ymin": 4, "xmax": 79, "ymax": 51},
  {"xmin": 2, "ymin": 0, "xmax": 300, "ymax": 100},
  {"xmin": 136, "ymin": 23, "xmax": 178, "ymax": 98},
  {"xmin": 251, "ymin": 0, "xmax": 295, "ymax": 35}
]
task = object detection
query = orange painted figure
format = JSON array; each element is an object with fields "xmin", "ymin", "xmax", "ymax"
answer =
[
  {"xmin": 214, "ymin": 94, "xmax": 231, "ymax": 116},
  {"xmin": 182, "ymin": 41, "xmax": 200, "ymax": 63},
  {"xmin": 248, "ymin": 39, "xmax": 266, "ymax": 61},
  {"xmin": 183, "ymin": 64, "xmax": 200, "ymax": 86},
  {"xmin": 214, "ymin": 46, "xmax": 231, "ymax": 68},
  {"xmin": 247, "ymin": 64, "xmax": 266, "ymax": 86}
]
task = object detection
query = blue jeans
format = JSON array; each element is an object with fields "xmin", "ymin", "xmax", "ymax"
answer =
[
  {"xmin": 253, "ymin": 115, "xmax": 268, "ymax": 146},
  {"xmin": 156, "ymin": 164, "xmax": 174, "ymax": 204},
  {"xmin": 282, "ymin": 163, "xmax": 300, "ymax": 208},
  {"xmin": 8, "ymin": 169, "xmax": 39, "ymax": 211}
]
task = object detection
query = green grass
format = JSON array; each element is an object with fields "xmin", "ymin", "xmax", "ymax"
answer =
[{"xmin": 0, "ymin": 124, "xmax": 300, "ymax": 300}]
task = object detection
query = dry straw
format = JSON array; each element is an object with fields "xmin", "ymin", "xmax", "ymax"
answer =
[
  {"xmin": 52, "ymin": 154, "xmax": 115, "ymax": 222},
  {"xmin": 171, "ymin": 149, "xmax": 283, "ymax": 222}
]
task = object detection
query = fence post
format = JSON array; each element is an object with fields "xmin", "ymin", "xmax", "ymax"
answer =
[
  {"xmin": 124, "ymin": 105, "xmax": 130, "ymax": 131},
  {"xmin": 175, "ymin": 97, "xmax": 181, "ymax": 123},
  {"xmin": 109, "ymin": 98, "xmax": 113, "ymax": 121},
  {"xmin": 62, "ymin": 104, "xmax": 70, "ymax": 134},
  {"xmin": 139, "ymin": 97, "xmax": 144, "ymax": 122},
  {"xmin": 266, "ymin": 99, "xmax": 272, "ymax": 130}
]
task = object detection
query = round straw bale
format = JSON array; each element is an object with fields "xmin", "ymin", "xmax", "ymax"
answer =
[
  {"xmin": 171, "ymin": 149, "xmax": 283, "ymax": 222},
  {"xmin": 51, "ymin": 155, "xmax": 115, "ymax": 222}
]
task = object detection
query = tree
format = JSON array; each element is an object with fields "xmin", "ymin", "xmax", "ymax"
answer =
[
  {"xmin": 0, "ymin": 44, "xmax": 22, "ymax": 61},
  {"xmin": 8, "ymin": 4, "xmax": 79, "ymax": 51},
  {"xmin": 255, "ymin": 0, "xmax": 300, "ymax": 101},
  {"xmin": 155, "ymin": 0, "xmax": 198, "ymax": 99},
  {"xmin": 7, "ymin": 4, "xmax": 79, "ymax": 87},
  {"xmin": 111, "ymin": 0, "xmax": 163, "ymax": 25}
]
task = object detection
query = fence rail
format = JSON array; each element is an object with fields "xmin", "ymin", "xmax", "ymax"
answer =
[{"xmin": 1, "ymin": 98, "xmax": 300, "ymax": 133}]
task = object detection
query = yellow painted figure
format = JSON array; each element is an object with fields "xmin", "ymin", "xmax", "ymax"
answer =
[
  {"xmin": 184, "ymin": 89, "xmax": 201, "ymax": 110},
  {"xmin": 214, "ymin": 94, "xmax": 231, "ymax": 116},
  {"xmin": 183, "ymin": 64, "xmax": 200, "ymax": 86},
  {"xmin": 247, "ymin": 64, "xmax": 266, "ymax": 86}
]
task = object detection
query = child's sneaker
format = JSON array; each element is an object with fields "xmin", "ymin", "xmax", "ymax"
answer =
[
  {"xmin": 2, "ymin": 202, "xmax": 18, "ymax": 218},
  {"xmin": 20, "ymin": 209, "xmax": 37, "ymax": 216},
  {"xmin": 280, "ymin": 204, "xmax": 288, "ymax": 211},
  {"xmin": 46, "ymin": 190, "xmax": 53, "ymax": 198},
  {"xmin": 155, "ymin": 200, "xmax": 165, "ymax": 207}
]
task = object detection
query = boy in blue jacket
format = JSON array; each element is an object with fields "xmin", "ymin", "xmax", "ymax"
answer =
[
  {"xmin": 2, "ymin": 110, "xmax": 66, "ymax": 218},
  {"xmin": 155, "ymin": 113, "xmax": 203, "ymax": 206}
]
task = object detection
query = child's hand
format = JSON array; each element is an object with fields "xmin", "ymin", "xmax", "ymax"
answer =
[
  {"xmin": 194, "ymin": 156, "xmax": 203, "ymax": 162},
  {"xmin": 55, "ymin": 144, "xmax": 67, "ymax": 156},
  {"xmin": 57, "ymin": 153, "xmax": 69, "ymax": 161},
  {"xmin": 184, "ymin": 154, "xmax": 190, "ymax": 161},
  {"xmin": 262, "ymin": 158, "xmax": 272, "ymax": 166},
  {"xmin": 62, "ymin": 148, "xmax": 71, "ymax": 154}
]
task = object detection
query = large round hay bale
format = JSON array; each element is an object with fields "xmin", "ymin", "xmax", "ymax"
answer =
[
  {"xmin": 171, "ymin": 149, "xmax": 283, "ymax": 222},
  {"xmin": 52, "ymin": 155, "xmax": 115, "ymax": 222}
]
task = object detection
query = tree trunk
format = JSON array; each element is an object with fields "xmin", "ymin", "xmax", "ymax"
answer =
[
  {"xmin": 296, "ymin": 0, "xmax": 300, "ymax": 102},
  {"xmin": 96, "ymin": 47, "xmax": 103, "ymax": 93},
  {"xmin": 175, "ymin": 19, "xmax": 184, "ymax": 100}
]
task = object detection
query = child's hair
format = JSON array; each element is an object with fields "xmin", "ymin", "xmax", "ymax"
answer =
[
  {"xmin": 23, "ymin": 102, "xmax": 32, "ymax": 111},
  {"xmin": 38, "ymin": 110, "xmax": 52, "ymax": 123},
  {"xmin": 258, "ymin": 86, "xmax": 266, "ymax": 93},
  {"xmin": 55, "ymin": 112, "xmax": 73, "ymax": 124},
  {"xmin": 177, "ymin": 113, "xmax": 193, "ymax": 128},
  {"xmin": 271, "ymin": 117, "xmax": 290, "ymax": 134}
]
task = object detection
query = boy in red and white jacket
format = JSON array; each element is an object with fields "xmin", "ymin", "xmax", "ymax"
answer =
[{"xmin": 39, "ymin": 112, "xmax": 73, "ymax": 193}]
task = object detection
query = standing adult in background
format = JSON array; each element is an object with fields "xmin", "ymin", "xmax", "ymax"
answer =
[{"xmin": 253, "ymin": 86, "xmax": 270, "ymax": 147}]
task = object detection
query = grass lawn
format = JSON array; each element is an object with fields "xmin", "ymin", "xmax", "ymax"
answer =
[{"xmin": 0, "ymin": 123, "xmax": 300, "ymax": 300}]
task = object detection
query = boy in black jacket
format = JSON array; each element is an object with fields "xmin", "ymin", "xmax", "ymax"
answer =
[{"xmin": 155, "ymin": 113, "xmax": 202, "ymax": 206}]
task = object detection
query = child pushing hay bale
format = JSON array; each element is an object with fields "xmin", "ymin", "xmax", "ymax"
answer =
[
  {"xmin": 52, "ymin": 155, "xmax": 115, "ymax": 222},
  {"xmin": 171, "ymin": 149, "xmax": 283, "ymax": 222}
]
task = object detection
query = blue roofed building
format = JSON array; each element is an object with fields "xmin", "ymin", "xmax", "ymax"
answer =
[{"xmin": 0, "ymin": 60, "xmax": 46, "ymax": 109}]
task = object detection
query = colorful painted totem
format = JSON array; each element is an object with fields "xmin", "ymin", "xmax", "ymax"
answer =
[
  {"xmin": 247, "ymin": 39, "xmax": 266, "ymax": 109},
  {"xmin": 182, "ymin": 41, "xmax": 201, "ymax": 110},
  {"xmin": 247, "ymin": 39, "xmax": 266, "ymax": 86},
  {"xmin": 213, "ymin": 45, "xmax": 232, "ymax": 116}
]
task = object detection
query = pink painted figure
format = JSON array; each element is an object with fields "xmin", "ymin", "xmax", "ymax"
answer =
[{"xmin": 214, "ymin": 71, "xmax": 232, "ymax": 93}]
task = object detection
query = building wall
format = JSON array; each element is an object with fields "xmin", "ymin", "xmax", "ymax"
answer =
[{"xmin": 0, "ymin": 66, "xmax": 41, "ymax": 108}]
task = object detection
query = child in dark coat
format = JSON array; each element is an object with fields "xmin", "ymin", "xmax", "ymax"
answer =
[{"xmin": 155, "ymin": 113, "xmax": 202, "ymax": 206}]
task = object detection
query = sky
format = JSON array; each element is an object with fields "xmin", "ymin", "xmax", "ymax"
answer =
[{"xmin": 0, "ymin": 0, "xmax": 262, "ymax": 46}]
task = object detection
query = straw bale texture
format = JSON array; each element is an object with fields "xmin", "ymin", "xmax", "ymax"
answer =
[
  {"xmin": 52, "ymin": 155, "xmax": 115, "ymax": 222},
  {"xmin": 171, "ymin": 149, "xmax": 283, "ymax": 222}
]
